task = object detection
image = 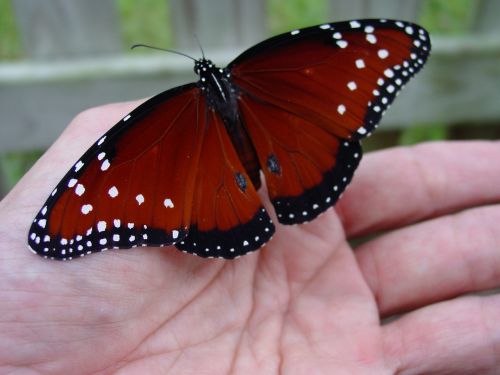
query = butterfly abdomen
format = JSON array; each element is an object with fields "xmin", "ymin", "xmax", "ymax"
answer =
[{"xmin": 196, "ymin": 58, "xmax": 263, "ymax": 189}]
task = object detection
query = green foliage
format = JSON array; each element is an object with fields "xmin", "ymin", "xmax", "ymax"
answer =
[
  {"xmin": 268, "ymin": 0, "xmax": 327, "ymax": 34},
  {"xmin": 0, "ymin": 150, "xmax": 42, "ymax": 191},
  {"xmin": 420, "ymin": 0, "xmax": 474, "ymax": 34},
  {"xmin": 399, "ymin": 124, "xmax": 449, "ymax": 146},
  {"xmin": 116, "ymin": 0, "xmax": 172, "ymax": 51},
  {"xmin": 0, "ymin": 0, "xmax": 22, "ymax": 59}
]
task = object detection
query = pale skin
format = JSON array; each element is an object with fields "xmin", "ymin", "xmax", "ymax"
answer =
[{"xmin": 1, "ymin": 101, "xmax": 499, "ymax": 375}]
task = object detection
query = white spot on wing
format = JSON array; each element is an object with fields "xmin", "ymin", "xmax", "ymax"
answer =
[
  {"xmin": 75, "ymin": 161, "xmax": 84, "ymax": 172},
  {"xmin": 81, "ymin": 204, "xmax": 93, "ymax": 215},
  {"xmin": 108, "ymin": 186, "xmax": 119, "ymax": 198},
  {"xmin": 291, "ymin": 29, "xmax": 300, "ymax": 35},
  {"xmin": 347, "ymin": 81, "xmax": 357, "ymax": 91},
  {"xmin": 357, "ymin": 127, "xmax": 367, "ymax": 135},
  {"xmin": 337, "ymin": 104, "xmax": 346, "ymax": 115},
  {"xmin": 97, "ymin": 136, "xmax": 106, "ymax": 146},
  {"xmin": 378, "ymin": 49, "xmax": 389, "ymax": 59},
  {"xmin": 172, "ymin": 230, "xmax": 179, "ymax": 239},
  {"xmin": 366, "ymin": 34, "xmax": 377, "ymax": 44},
  {"xmin": 97, "ymin": 221, "xmax": 106, "ymax": 232},
  {"xmin": 355, "ymin": 59, "xmax": 365, "ymax": 69},
  {"xmin": 350, "ymin": 20, "xmax": 361, "ymax": 28},
  {"xmin": 68, "ymin": 178, "xmax": 77, "ymax": 188},
  {"xmin": 75, "ymin": 184, "xmax": 85, "ymax": 196},
  {"xmin": 123, "ymin": 114, "xmax": 131, "ymax": 121},
  {"xmin": 136, "ymin": 194, "xmax": 145, "ymax": 205},
  {"xmin": 163, "ymin": 198, "xmax": 174, "ymax": 208},
  {"xmin": 101, "ymin": 159, "xmax": 110, "ymax": 171},
  {"xmin": 336, "ymin": 40, "xmax": 348, "ymax": 48},
  {"xmin": 38, "ymin": 219, "xmax": 46, "ymax": 228}
]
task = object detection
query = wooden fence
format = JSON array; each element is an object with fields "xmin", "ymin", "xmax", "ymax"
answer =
[{"xmin": 1, "ymin": 0, "xmax": 499, "ymax": 153}]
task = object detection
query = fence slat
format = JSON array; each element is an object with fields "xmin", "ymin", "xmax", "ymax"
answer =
[
  {"xmin": 473, "ymin": 0, "xmax": 500, "ymax": 33},
  {"xmin": 169, "ymin": 0, "xmax": 265, "ymax": 53},
  {"xmin": 13, "ymin": 0, "xmax": 121, "ymax": 60},
  {"xmin": 328, "ymin": 0, "xmax": 421, "ymax": 22},
  {"xmin": 328, "ymin": 0, "xmax": 365, "ymax": 20}
]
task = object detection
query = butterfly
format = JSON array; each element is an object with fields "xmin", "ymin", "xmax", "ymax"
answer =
[{"xmin": 28, "ymin": 19, "xmax": 431, "ymax": 260}]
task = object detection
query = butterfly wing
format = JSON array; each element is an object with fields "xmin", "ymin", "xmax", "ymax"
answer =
[
  {"xmin": 230, "ymin": 19, "xmax": 431, "ymax": 223},
  {"xmin": 28, "ymin": 83, "xmax": 274, "ymax": 260},
  {"xmin": 28, "ymin": 84, "xmax": 205, "ymax": 260},
  {"xmin": 238, "ymin": 98, "xmax": 362, "ymax": 224},
  {"xmin": 175, "ymin": 107, "xmax": 275, "ymax": 259}
]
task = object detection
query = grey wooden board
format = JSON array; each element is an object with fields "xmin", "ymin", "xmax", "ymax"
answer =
[
  {"xmin": 0, "ymin": 72, "xmax": 193, "ymax": 151},
  {"xmin": 474, "ymin": 0, "xmax": 500, "ymax": 32},
  {"xmin": 169, "ymin": 0, "xmax": 266, "ymax": 50},
  {"xmin": 328, "ymin": 0, "xmax": 421, "ymax": 21},
  {"xmin": 13, "ymin": 0, "xmax": 121, "ymax": 59},
  {"xmin": 1, "ymin": 36, "xmax": 500, "ymax": 152}
]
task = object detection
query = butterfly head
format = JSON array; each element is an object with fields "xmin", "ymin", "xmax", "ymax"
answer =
[{"xmin": 194, "ymin": 58, "xmax": 216, "ymax": 76}]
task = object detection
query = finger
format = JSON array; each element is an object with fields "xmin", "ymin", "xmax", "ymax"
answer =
[
  {"xmin": 336, "ymin": 141, "xmax": 500, "ymax": 237},
  {"xmin": 355, "ymin": 204, "xmax": 500, "ymax": 316},
  {"xmin": 383, "ymin": 294, "xmax": 500, "ymax": 374}
]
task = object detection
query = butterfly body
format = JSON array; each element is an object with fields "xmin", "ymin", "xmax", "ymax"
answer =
[
  {"xmin": 195, "ymin": 59, "xmax": 238, "ymax": 122},
  {"xmin": 195, "ymin": 58, "xmax": 263, "ymax": 188},
  {"xmin": 28, "ymin": 19, "xmax": 431, "ymax": 260}
]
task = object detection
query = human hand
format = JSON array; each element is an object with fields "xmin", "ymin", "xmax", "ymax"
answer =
[{"xmin": 1, "ymin": 102, "xmax": 499, "ymax": 374}]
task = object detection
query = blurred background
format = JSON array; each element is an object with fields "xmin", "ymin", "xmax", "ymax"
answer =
[{"xmin": 1, "ymin": 0, "xmax": 499, "ymax": 198}]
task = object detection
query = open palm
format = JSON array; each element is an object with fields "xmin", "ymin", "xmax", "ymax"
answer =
[{"xmin": 1, "ymin": 102, "xmax": 499, "ymax": 375}]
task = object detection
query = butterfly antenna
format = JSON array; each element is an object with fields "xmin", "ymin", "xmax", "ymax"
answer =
[
  {"xmin": 193, "ymin": 33, "xmax": 206, "ymax": 59},
  {"xmin": 131, "ymin": 44, "xmax": 196, "ymax": 61}
]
